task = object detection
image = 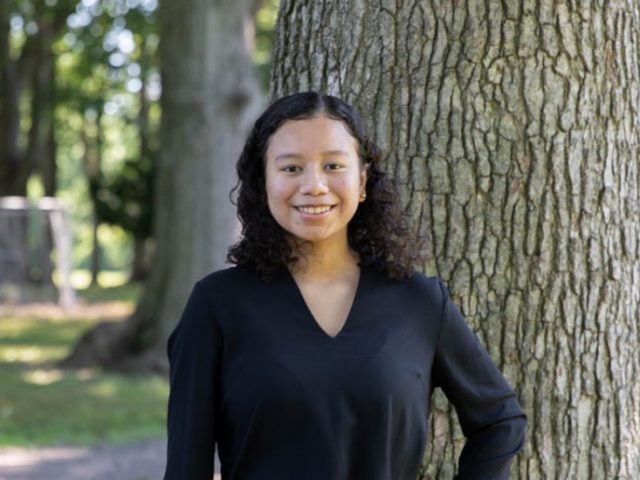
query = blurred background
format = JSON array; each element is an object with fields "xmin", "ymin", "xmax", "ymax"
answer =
[{"xmin": 0, "ymin": 0, "xmax": 278, "ymax": 478}]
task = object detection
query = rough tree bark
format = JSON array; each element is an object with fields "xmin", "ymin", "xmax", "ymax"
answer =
[
  {"xmin": 61, "ymin": 0, "xmax": 263, "ymax": 372},
  {"xmin": 272, "ymin": 1, "xmax": 640, "ymax": 478}
]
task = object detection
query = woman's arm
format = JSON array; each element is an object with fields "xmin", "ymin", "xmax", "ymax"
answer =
[
  {"xmin": 432, "ymin": 280, "xmax": 527, "ymax": 479},
  {"xmin": 164, "ymin": 280, "xmax": 221, "ymax": 480}
]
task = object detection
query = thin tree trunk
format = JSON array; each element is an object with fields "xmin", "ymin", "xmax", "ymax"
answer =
[
  {"xmin": 0, "ymin": 3, "xmax": 25, "ymax": 196},
  {"xmin": 81, "ymin": 109, "xmax": 103, "ymax": 287},
  {"xmin": 272, "ymin": 1, "xmax": 640, "ymax": 478},
  {"xmin": 41, "ymin": 55, "xmax": 56, "ymax": 196},
  {"xmin": 128, "ymin": 68, "xmax": 152, "ymax": 283},
  {"xmin": 24, "ymin": 11, "xmax": 56, "ymax": 197}
]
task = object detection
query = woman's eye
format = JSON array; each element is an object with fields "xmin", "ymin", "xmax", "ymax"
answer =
[
  {"xmin": 282, "ymin": 165, "xmax": 300, "ymax": 173},
  {"xmin": 326, "ymin": 163, "xmax": 344, "ymax": 170}
]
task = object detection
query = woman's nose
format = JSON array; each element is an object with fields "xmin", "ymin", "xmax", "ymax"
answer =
[{"xmin": 299, "ymin": 167, "xmax": 329, "ymax": 195}]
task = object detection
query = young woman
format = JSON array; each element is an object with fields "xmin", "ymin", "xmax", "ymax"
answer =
[{"xmin": 163, "ymin": 92, "xmax": 526, "ymax": 479}]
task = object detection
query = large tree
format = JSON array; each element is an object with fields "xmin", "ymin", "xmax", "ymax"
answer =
[
  {"xmin": 271, "ymin": 1, "xmax": 640, "ymax": 478},
  {"xmin": 62, "ymin": 0, "xmax": 263, "ymax": 372}
]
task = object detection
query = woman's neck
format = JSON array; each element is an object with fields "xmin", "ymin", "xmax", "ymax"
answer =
[{"xmin": 288, "ymin": 237, "xmax": 360, "ymax": 280}]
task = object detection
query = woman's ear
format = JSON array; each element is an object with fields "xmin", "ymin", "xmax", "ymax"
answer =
[{"xmin": 359, "ymin": 163, "xmax": 369, "ymax": 197}]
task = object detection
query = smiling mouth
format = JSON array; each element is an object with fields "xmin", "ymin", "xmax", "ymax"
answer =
[{"xmin": 295, "ymin": 205, "xmax": 335, "ymax": 215}]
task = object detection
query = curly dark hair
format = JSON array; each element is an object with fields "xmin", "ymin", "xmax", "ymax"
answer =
[{"xmin": 227, "ymin": 91, "xmax": 425, "ymax": 281}]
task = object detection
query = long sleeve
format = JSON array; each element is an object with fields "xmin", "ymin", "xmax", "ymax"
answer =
[
  {"xmin": 432, "ymin": 280, "xmax": 527, "ymax": 479},
  {"xmin": 164, "ymin": 280, "xmax": 221, "ymax": 480}
]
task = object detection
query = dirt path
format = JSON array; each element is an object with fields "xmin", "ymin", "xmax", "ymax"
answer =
[{"xmin": 0, "ymin": 437, "xmax": 222, "ymax": 480}]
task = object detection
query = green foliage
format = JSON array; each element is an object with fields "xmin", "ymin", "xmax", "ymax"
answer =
[
  {"xmin": 93, "ymin": 152, "xmax": 155, "ymax": 239},
  {"xmin": 51, "ymin": 0, "xmax": 161, "ymax": 270},
  {"xmin": 255, "ymin": 0, "xmax": 280, "ymax": 92}
]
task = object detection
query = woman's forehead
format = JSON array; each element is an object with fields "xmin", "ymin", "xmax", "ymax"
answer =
[{"xmin": 266, "ymin": 116, "xmax": 358, "ymax": 157}]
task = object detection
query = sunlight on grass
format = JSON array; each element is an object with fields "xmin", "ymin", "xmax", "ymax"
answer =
[
  {"xmin": 1, "ymin": 346, "xmax": 68, "ymax": 363},
  {"xmin": 22, "ymin": 368, "xmax": 64, "ymax": 385},
  {"xmin": 0, "ymin": 317, "xmax": 91, "ymax": 342},
  {"xmin": 0, "ymin": 288, "xmax": 169, "ymax": 447},
  {"xmin": 0, "ymin": 317, "xmax": 101, "ymax": 365},
  {"xmin": 54, "ymin": 269, "xmax": 131, "ymax": 290}
]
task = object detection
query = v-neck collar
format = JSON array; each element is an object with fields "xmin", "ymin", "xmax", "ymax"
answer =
[{"xmin": 286, "ymin": 265, "xmax": 366, "ymax": 340}]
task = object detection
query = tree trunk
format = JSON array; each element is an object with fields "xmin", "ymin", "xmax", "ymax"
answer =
[
  {"xmin": 0, "ymin": 2, "xmax": 25, "ymax": 196},
  {"xmin": 41, "ymin": 56, "xmax": 57, "ymax": 197},
  {"xmin": 129, "ymin": 236, "xmax": 151, "ymax": 282},
  {"xmin": 24, "ymin": 6, "xmax": 58, "ymax": 197},
  {"xmin": 271, "ymin": 1, "xmax": 640, "ymax": 478},
  {"xmin": 128, "ymin": 67, "xmax": 153, "ymax": 284},
  {"xmin": 81, "ymin": 109, "xmax": 103, "ymax": 287},
  {"xmin": 61, "ymin": 0, "xmax": 263, "ymax": 373}
]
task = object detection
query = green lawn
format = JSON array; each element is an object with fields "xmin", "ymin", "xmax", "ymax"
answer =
[{"xmin": 0, "ymin": 279, "xmax": 169, "ymax": 448}]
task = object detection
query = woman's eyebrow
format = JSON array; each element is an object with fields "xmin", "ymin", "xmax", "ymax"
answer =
[
  {"xmin": 274, "ymin": 150, "xmax": 351, "ymax": 162},
  {"xmin": 274, "ymin": 153, "xmax": 303, "ymax": 162},
  {"xmin": 322, "ymin": 149, "xmax": 351, "ymax": 158}
]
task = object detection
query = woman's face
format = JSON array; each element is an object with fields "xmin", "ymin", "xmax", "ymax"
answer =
[{"xmin": 264, "ymin": 114, "xmax": 367, "ymax": 249}]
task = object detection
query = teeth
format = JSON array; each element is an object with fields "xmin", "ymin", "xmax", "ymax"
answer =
[{"xmin": 297, "ymin": 205, "xmax": 332, "ymax": 214}]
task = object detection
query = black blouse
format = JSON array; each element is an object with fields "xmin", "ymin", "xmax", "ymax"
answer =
[{"xmin": 163, "ymin": 264, "xmax": 526, "ymax": 479}]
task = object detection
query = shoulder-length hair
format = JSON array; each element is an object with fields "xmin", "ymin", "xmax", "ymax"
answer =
[{"xmin": 227, "ymin": 91, "xmax": 425, "ymax": 281}]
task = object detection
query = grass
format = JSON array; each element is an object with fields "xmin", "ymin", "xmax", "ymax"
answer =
[
  {"xmin": 0, "ymin": 276, "xmax": 169, "ymax": 448},
  {"xmin": 75, "ymin": 280, "xmax": 142, "ymax": 304}
]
